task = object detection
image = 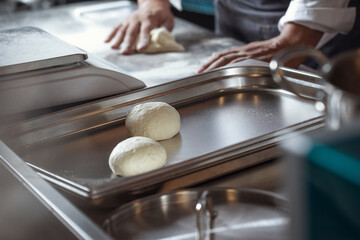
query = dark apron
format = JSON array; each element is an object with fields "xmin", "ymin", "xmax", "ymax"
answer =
[
  {"xmin": 214, "ymin": 0, "xmax": 290, "ymax": 43},
  {"xmin": 214, "ymin": 0, "xmax": 360, "ymax": 67}
]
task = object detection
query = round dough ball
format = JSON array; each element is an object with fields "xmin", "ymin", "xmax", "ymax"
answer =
[
  {"xmin": 109, "ymin": 136, "xmax": 167, "ymax": 176},
  {"xmin": 126, "ymin": 102, "xmax": 181, "ymax": 141}
]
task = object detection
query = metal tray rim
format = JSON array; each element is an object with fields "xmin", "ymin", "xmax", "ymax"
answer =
[{"xmin": 1, "ymin": 66, "xmax": 324, "ymax": 204}]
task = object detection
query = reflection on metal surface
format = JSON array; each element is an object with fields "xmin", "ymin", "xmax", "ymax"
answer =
[
  {"xmin": 72, "ymin": 1, "xmax": 134, "ymax": 21},
  {"xmin": 218, "ymin": 96, "xmax": 225, "ymax": 106},
  {"xmin": 103, "ymin": 188, "xmax": 289, "ymax": 240},
  {"xmin": 158, "ymin": 217, "xmax": 288, "ymax": 240},
  {"xmin": 209, "ymin": 217, "xmax": 288, "ymax": 233},
  {"xmin": 253, "ymin": 95, "xmax": 260, "ymax": 107}
]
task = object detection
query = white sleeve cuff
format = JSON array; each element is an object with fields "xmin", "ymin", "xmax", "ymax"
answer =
[{"xmin": 278, "ymin": 0, "xmax": 356, "ymax": 34}]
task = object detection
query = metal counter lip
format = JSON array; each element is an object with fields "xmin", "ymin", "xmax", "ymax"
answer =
[
  {"xmin": 0, "ymin": 141, "xmax": 112, "ymax": 240},
  {"xmin": 1, "ymin": 66, "xmax": 325, "ymax": 204}
]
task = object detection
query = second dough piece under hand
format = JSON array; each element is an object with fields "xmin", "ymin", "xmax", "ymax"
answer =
[{"xmin": 137, "ymin": 27, "xmax": 185, "ymax": 54}]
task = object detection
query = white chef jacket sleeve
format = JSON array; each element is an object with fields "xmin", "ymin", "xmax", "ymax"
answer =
[{"xmin": 278, "ymin": 0, "xmax": 356, "ymax": 34}]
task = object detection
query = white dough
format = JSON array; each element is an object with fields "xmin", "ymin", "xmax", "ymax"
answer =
[
  {"xmin": 137, "ymin": 27, "xmax": 184, "ymax": 53},
  {"xmin": 126, "ymin": 102, "xmax": 181, "ymax": 141},
  {"xmin": 109, "ymin": 136, "xmax": 167, "ymax": 176}
]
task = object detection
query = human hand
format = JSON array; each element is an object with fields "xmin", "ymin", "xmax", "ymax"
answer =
[
  {"xmin": 105, "ymin": 0, "xmax": 174, "ymax": 54},
  {"xmin": 197, "ymin": 39, "xmax": 284, "ymax": 73},
  {"xmin": 197, "ymin": 23, "xmax": 323, "ymax": 73}
]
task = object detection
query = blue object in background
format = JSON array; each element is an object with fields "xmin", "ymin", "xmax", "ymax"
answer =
[
  {"xmin": 181, "ymin": 0, "xmax": 215, "ymax": 15},
  {"xmin": 284, "ymin": 124, "xmax": 360, "ymax": 240},
  {"xmin": 307, "ymin": 141, "xmax": 360, "ymax": 240}
]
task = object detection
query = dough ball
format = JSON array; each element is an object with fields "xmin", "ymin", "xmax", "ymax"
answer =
[
  {"xmin": 109, "ymin": 136, "xmax": 167, "ymax": 176},
  {"xmin": 126, "ymin": 102, "xmax": 181, "ymax": 141},
  {"xmin": 136, "ymin": 27, "xmax": 184, "ymax": 54}
]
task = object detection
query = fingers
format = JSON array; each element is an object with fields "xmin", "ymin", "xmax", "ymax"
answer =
[
  {"xmin": 110, "ymin": 25, "xmax": 127, "ymax": 50},
  {"xmin": 136, "ymin": 13, "xmax": 174, "ymax": 51},
  {"xmin": 197, "ymin": 52, "xmax": 239, "ymax": 73},
  {"xmin": 105, "ymin": 25, "xmax": 121, "ymax": 43},
  {"xmin": 106, "ymin": 4, "xmax": 174, "ymax": 55},
  {"xmin": 106, "ymin": 21, "xmax": 151, "ymax": 54},
  {"xmin": 105, "ymin": 15, "xmax": 141, "ymax": 54},
  {"xmin": 119, "ymin": 22, "xmax": 141, "ymax": 54},
  {"xmin": 162, "ymin": 16, "xmax": 174, "ymax": 32},
  {"xmin": 136, "ymin": 21, "xmax": 153, "ymax": 52},
  {"xmin": 197, "ymin": 41, "xmax": 278, "ymax": 73},
  {"xmin": 197, "ymin": 52, "xmax": 221, "ymax": 73}
]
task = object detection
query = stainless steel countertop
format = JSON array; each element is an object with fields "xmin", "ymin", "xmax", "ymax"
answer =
[
  {"xmin": 0, "ymin": 1, "xmax": 290, "ymax": 239},
  {"xmin": 0, "ymin": 0, "xmax": 242, "ymax": 86},
  {"xmin": 0, "ymin": 152, "xmax": 78, "ymax": 240},
  {"xmin": 0, "ymin": 140, "xmax": 111, "ymax": 240}
]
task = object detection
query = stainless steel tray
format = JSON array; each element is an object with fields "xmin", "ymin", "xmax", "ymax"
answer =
[{"xmin": 1, "ymin": 66, "xmax": 324, "ymax": 207}]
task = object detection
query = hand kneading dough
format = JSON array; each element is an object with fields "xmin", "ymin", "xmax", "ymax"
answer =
[
  {"xmin": 137, "ymin": 27, "xmax": 184, "ymax": 53},
  {"xmin": 126, "ymin": 102, "xmax": 180, "ymax": 141},
  {"xmin": 109, "ymin": 136, "xmax": 167, "ymax": 176}
]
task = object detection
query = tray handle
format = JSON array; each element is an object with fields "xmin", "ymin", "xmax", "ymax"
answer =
[
  {"xmin": 196, "ymin": 190, "xmax": 218, "ymax": 240},
  {"xmin": 270, "ymin": 46, "xmax": 330, "ymax": 102}
]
